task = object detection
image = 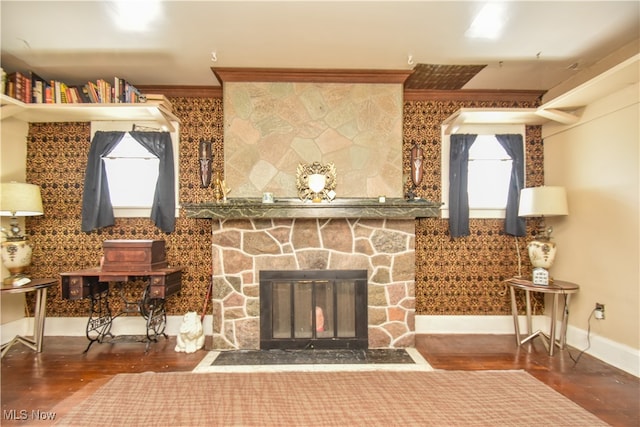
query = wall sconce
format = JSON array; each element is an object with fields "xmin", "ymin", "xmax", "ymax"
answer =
[
  {"xmin": 0, "ymin": 182, "xmax": 44, "ymax": 285},
  {"xmin": 407, "ymin": 142, "xmax": 424, "ymax": 200},
  {"xmin": 199, "ymin": 140, "xmax": 213, "ymax": 188},
  {"xmin": 518, "ymin": 186, "xmax": 569, "ymax": 284}
]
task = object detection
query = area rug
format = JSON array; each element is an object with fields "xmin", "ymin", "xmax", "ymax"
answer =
[
  {"xmin": 54, "ymin": 370, "xmax": 607, "ymax": 426},
  {"xmin": 193, "ymin": 348, "xmax": 434, "ymax": 372}
]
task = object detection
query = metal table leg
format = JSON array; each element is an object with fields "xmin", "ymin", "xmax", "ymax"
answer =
[
  {"xmin": 509, "ymin": 285, "xmax": 521, "ymax": 345},
  {"xmin": 1, "ymin": 288, "xmax": 48, "ymax": 356}
]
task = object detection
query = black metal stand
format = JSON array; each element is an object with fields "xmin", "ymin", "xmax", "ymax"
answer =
[{"xmin": 83, "ymin": 279, "xmax": 169, "ymax": 353}]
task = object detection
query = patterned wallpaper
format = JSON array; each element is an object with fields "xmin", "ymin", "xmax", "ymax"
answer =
[{"xmin": 25, "ymin": 95, "xmax": 543, "ymax": 317}]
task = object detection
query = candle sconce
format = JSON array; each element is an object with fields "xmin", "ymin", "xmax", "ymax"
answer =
[
  {"xmin": 199, "ymin": 139, "xmax": 213, "ymax": 188},
  {"xmin": 407, "ymin": 142, "xmax": 424, "ymax": 200}
]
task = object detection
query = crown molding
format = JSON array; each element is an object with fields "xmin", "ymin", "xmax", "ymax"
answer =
[
  {"xmin": 404, "ymin": 89, "xmax": 543, "ymax": 103},
  {"xmin": 211, "ymin": 67, "xmax": 413, "ymax": 85},
  {"xmin": 137, "ymin": 85, "xmax": 222, "ymax": 98}
]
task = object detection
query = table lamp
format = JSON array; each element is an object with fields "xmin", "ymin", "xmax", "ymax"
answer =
[
  {"xmin": 0, "ymin": 182, "xmax": 44, "ymax": 285},
  {"xmin": 518, "ymin": 186, "xmax": 568, "ymax": 284}
]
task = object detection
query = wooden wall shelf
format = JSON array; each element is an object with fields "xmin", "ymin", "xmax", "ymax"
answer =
[{"xmin": 0, "ymin": 94, "xmax": 179, "ymax": 130}]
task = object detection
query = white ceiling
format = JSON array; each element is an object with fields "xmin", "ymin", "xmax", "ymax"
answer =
[{"xmin": 1, "ymin": 1, "xmax": 639, "ymax": 91}]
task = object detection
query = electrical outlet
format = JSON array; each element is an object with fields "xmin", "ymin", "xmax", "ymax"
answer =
[{"xmin": 595, "ymin": 303, "xmax": 605, "ymax": 320}]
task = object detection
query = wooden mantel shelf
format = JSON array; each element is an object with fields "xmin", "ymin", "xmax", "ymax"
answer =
[{"xmin": 183, "ymin": 198, "xmax": 441, "ymax": 220}]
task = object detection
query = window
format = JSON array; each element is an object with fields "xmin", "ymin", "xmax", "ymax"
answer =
[
  {"xmin": 103, "ymin": 134, "xmax": 160, "ymax": 208},
  {"xmin": 441, "ymin": 124, "xmax": 524, "ymax": 219},
  {"xmin": 91, "ymin": 121, "xmax": 179, "ymax": 218}
]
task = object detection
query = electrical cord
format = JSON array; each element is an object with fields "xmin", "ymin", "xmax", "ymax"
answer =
[
  {"xmin": 514, "ymin": 236, "xmax": 522, "ymax": 278},
  {"xmin": 568, "ymin": 308, "xmax": 596, "ymax": 365}
]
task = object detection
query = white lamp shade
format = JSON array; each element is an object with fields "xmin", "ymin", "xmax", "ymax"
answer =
[
  {"xmin": 518, "ymin": 186, "xmax": 568, "ymax": 217},
  {"xmin": 0, "ymin": 182, "xmax": 44, "ymax": 216}
]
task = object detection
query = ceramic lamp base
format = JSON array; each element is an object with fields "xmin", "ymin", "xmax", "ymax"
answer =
[
  {"xmin": 527, "ymin": 239, "xmax": 557, "ymax": 270},
  {"xmin": 1, "ymin": 240, "xmax": 33, "ymax": 285}
]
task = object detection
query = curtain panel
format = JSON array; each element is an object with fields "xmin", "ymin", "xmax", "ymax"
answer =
[
  {"xmin": 495, "ymin": 134, "xmax": 525, "ymax": 237},
  {"xmin": 448, "ymin": 134, "xmax": 477, "ymax": 237},
  {"xmin": 81, "ymin": 131, "xmax": 176, "ymax": 233}
]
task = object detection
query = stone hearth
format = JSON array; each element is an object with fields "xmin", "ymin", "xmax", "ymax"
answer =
[{"xmin": 210, "ymin": 218, "xmax": 418, "ymax": 350}]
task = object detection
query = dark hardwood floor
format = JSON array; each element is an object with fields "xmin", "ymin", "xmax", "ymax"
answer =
[{"xmin": 1, "ymin": 334, "xmax": 638, "ymax": 426}]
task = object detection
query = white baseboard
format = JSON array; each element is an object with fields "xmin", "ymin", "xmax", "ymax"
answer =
[
  {"xmin": 565, "ymin": 323, "xmax": 640, "ymax": 378},
  {"xmin": 1, "ymin": 315, "xmax": 214, "ymax": 344},
  {"xmin": 415, "ymin": 315, "xmax": 639, "ymax": 378},
  {"xmin": 415, "ymin": 314, "xmax": 549, "ymax": 334}
]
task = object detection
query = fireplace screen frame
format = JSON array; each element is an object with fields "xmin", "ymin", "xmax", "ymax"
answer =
[{"xmin": 259, "ymin": 269, "xmax": 368, "ymax": 350}]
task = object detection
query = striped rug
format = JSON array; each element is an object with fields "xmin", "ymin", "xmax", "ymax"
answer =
[{"xmin": 54, "ymin": 370, "xmax": 607, "ymax": 426}]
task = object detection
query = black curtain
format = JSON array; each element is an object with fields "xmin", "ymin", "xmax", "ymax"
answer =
[
  {"xmin": 448, "ymin": 134, "xmax": 477, "ymax": 237},
  {"xmin": 81, "ymin": 131, "xmax": 175, "ymax": 233},
  {"xmin": 496, "ymin": 134, "xmax": 525, "ymax": 236}
]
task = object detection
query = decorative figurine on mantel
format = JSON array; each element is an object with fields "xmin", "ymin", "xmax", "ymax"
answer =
[
  {"xmin": 296, "ymin": 161, "xmax": 337, "ymax": 203},
  {"xmin": 212, "ymin": 171, "xmax": 231, "ymax": 203},
  {"xmin": 407, "ymin": 142, "xmax": 424, "ymax": 200}
]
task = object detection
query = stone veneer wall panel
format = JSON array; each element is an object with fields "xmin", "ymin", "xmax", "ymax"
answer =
[{"xmin": 224, "ymin": 82, "xmax": 404, "ymax": 198}]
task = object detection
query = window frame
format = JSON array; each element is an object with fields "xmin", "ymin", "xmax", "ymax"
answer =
[
  {"xmin": 90, "ymin": 121, "xmax": 180, "ymax": 218},
  {"xmin": 440, "ymin": 123, "xmax": 525, "ymax": 219}
]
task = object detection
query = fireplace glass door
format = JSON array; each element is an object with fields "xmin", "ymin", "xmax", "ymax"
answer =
[{"xmin": 260, "ymin": 270, "xmax": 367, "ymax": 349}]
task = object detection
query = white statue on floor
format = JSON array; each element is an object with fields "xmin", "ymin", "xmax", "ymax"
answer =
[{"xmin": 175, "ymin": 311, "xmax": 205, "ymax": 353}]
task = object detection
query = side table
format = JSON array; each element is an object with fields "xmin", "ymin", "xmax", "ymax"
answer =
[
  {"xmin": 1, "ymin": 278, "xmax": 57, "ymax": 357},
  {"xmin": 505, "ymin": 277, "xmax": 579, "ymax": 356}
]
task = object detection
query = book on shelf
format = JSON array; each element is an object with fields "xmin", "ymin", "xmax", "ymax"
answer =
[
  {"xmin": 79, "ymin": 85, "xmax": 93, "ymax": 103},
  {"xmin": 30, "ymin": 72, "xmax": 48, "ymax": 104},
  {"xmin": 6, "ymin": 71, "xmax": 29, "ymax": 103},
  {"xmin": 3, "ymin": 70, "xmax": 146, "ymax": 105},
  {"xmin": 124, "ymin": 80, "xmax": 142, "ymax": 103}
]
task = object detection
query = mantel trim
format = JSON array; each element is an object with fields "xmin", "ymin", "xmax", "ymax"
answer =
[{"xmin": 183, "ymin": 198, "xmax": 440, "ymax": 220}]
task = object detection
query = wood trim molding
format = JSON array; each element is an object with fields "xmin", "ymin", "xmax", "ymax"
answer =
[
  {"xmin": 136, "ymin": 84, "xmax": 544, "ymax": 105},
  {"xmin": 137, "ymin": 85, "xmax": 222, "ymax": 98},
  {"xmin": 404, "ymin": 89, "xmax": 544, "ymax": 104},
  {"xmin": 211, "ymin": 67, "xmax": 413, "ymax": 85}
]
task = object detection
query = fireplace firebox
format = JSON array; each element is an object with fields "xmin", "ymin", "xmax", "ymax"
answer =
[{"xmin": 260, "ymin": 270, "xmax": 368, "ymax": 350}]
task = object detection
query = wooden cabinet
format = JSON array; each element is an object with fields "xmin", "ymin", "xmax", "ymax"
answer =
[{"xmin": 102, "ymin": 239, "xmax": 167, "ymax": 272}]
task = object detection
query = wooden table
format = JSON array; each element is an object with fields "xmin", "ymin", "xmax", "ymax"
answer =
[
  {"xmin": 1, "ymin": 278, "xmax": 57, "ymax": 357},
  {"xmin": 505, "ymin": 277, "xmax": 579, "ymax": 356},
  {"xmin": 60, "ymin": 267, "xmax": 181, "ymax": 352}
]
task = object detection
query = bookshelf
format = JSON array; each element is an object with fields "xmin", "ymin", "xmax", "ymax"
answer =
[{"xmin": 0, "ymin": 94, "xmax": 179, "ymax": 131}]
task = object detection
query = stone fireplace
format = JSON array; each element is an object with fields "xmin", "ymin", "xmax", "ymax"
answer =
[
  {"xmin": 188, "ymin": 70, "xmax": 439, "ymax": 350},
  {"xmin": 207, "ymin": 215, "xmax": 420, "ymax": 350}
]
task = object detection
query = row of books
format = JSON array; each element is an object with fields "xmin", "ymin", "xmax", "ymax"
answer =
[{"xmin": 2, "ymin": 69, "xmax": 144, "ymax": 104}]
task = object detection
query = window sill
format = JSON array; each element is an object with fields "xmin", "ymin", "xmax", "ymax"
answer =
[
  {"xmin": 113, "ymin": 207, "xmax": 181, "ymax": 218},
  {"xmin": 440, "ymin": 208, "xmax": 506, "ymax": 219}
]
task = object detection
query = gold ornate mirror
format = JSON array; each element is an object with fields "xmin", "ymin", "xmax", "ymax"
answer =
[{"xmin": 296, "ymin": 161, "xmax": 337, "ymax": 202}]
